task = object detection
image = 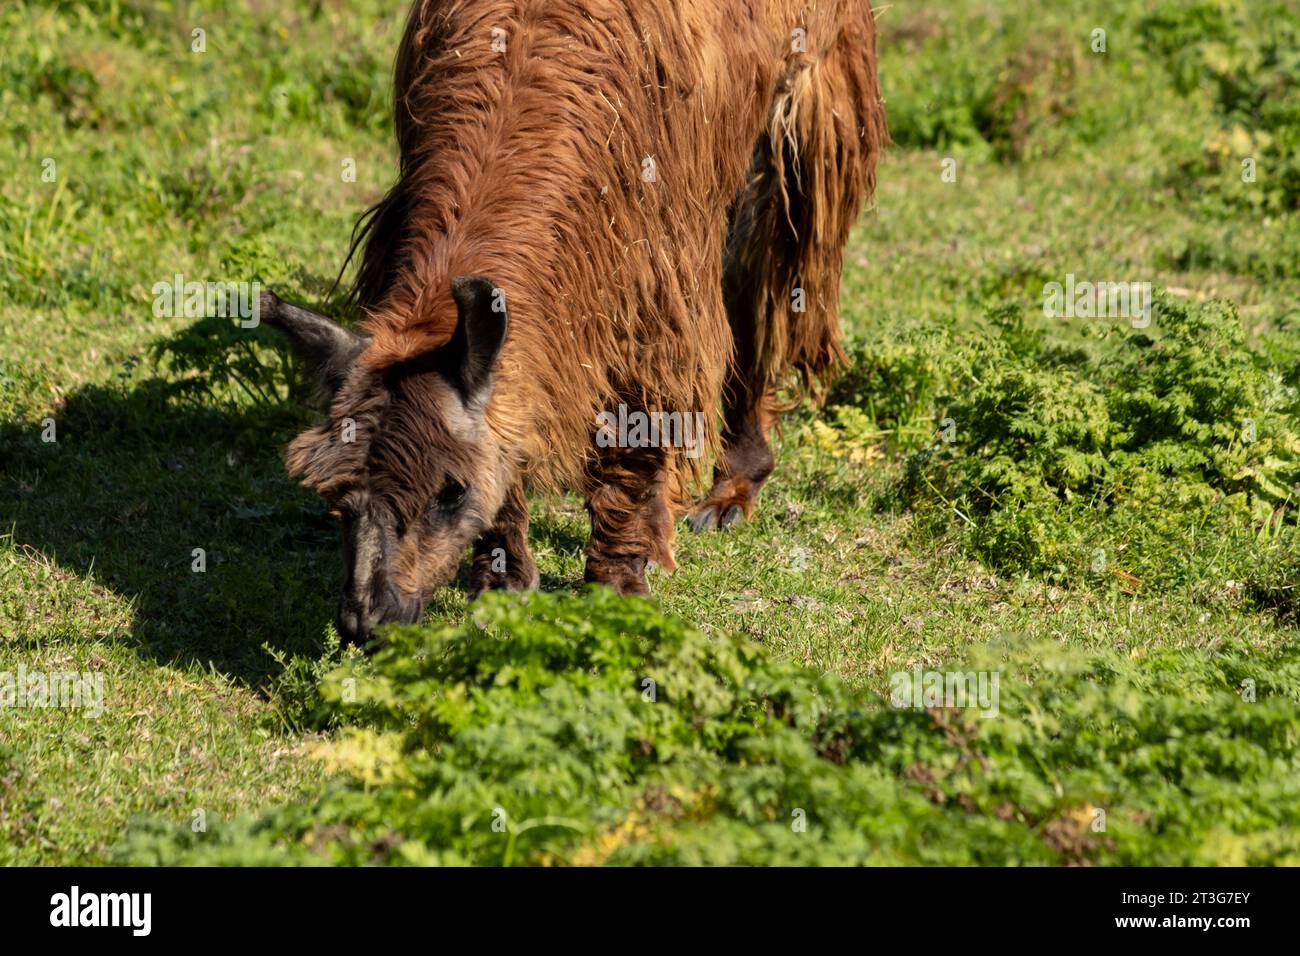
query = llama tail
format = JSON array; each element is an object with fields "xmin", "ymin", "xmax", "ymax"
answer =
[{"xmin": 725, "ymin": 7, "xmax": 889, "ymax": 401}]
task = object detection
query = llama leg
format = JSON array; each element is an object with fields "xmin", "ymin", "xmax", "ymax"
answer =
[
  {"xmin": 468, "ymin": 482, "xmax": 539, "ymax": 598},
  {"xmin": 694, "ymin": 14, "xmax": 885, "ymax": 532},
  {"xmin": 584, "ymin": 448, "xmax": 677, "ymax": 596},
  {"xmin": 690, "ymin": 381, "xmax": 776, "ymax": 531}
]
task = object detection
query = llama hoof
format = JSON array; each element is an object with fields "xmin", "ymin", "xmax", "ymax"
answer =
[
  {"xmin": 690, "ymin": 500, "xmax": 750, "ymax": 532},
  {"xmin": 689, "ymin": 506, "xmax": 719, "ymax": 533}
]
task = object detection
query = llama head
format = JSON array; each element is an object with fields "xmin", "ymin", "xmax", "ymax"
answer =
[{"xmin": 262, "ymin": 276, "xmax": 512, "ymax": 644}]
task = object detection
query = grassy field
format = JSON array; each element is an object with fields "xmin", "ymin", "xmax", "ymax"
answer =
[{"xmin": 2, "ymin": 0, "xmax": 1299, "ymax": 864}]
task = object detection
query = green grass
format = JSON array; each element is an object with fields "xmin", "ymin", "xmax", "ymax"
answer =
[{"xmin": 1, "ymin": 0, "xmax": 1298, "ymax": 864}]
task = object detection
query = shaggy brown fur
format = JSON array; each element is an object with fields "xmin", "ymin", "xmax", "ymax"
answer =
[{"xmin": 274, "ymin": 0, "xmax": 886, "ymax": 637}]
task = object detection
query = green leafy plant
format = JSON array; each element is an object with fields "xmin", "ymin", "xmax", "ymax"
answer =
[
  {"xmin": 118, "ymin": 589, "xmax": 1300, "ymax": 866},
  {"xmin": 889, "ymin": 296, "xmax": 1300, "ymax": 591},
  {"xmin": 1141, "ymin": 1, "xmax": 1300, "ymax": 213}
]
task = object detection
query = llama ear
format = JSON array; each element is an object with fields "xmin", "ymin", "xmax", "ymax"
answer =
[
  {"xmin": 258, "ymin": 290, "xmax": 368, "ymax": 394},
  {"xmin": 446, "ymin": 275, "xmax": 509, "ymax": 402}
]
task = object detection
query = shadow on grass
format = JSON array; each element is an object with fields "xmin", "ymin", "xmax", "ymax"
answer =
[{"xmin": 1, "ymin": 378, "xmax": 340, "ymax": 686}]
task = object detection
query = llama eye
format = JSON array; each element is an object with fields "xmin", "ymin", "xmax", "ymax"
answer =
[{"xmin": 429, "ymin": 479, "xmax": 468, "ymax": 515}]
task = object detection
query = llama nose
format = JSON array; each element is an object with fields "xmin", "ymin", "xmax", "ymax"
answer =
[
  {"xmin": 373, "ymin": 588, "xmax": 424, "ymax": 627},
  {"xmin": 337, "ymin": 605, "xmax": 365, "ymax": 645},
  {"xmin": 338, "ymin": 591, "xmax": 422, "ymax": 645}
]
